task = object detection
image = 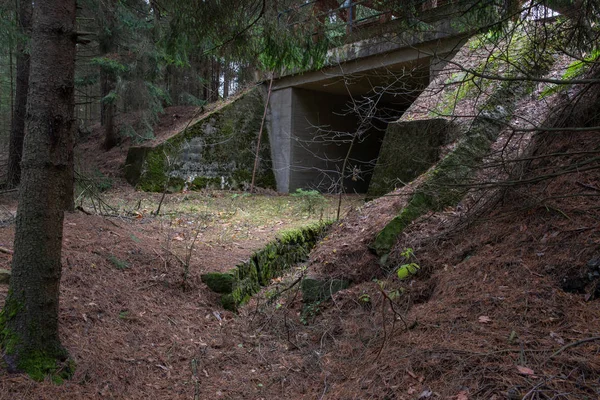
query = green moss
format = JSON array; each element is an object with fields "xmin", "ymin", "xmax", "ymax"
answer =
[
  {"xmin": 166, "ymin": 177, "xmax": 185, "ymax": 193},
  {"xmin": 231, "ymin": 169, "xmax": 252, "ymax": 187},
  {"xmin": 0, "ymin": 291, "xmax": 74, "ymax": 383},
  {"xmin": 369, "ymin": 194, "xmax": 428, "ymax": 258},
  {"xmin": 129, "ymin": 88, "xmax": 276, "ymax": 192},
  {"xmin": 205, "ymin": 222, "xmax": 332, "ymax": 311},
  {"xmin": 190, "ymin": 176, "xmax": 221, "ymax": 190},
  {"xmin": 124, "ymin": 147, "xmax": 149, "ymax": 185},
  {"xmin": 14, "ymin": 349, "xmax": 75, "ymax": 383},
  {"xmin": 0, "ymin": 289, "xmax": 23, "ymax": 354},
  {"xmin": 227, "ymin": 277, "xmax": 258, "ymax": 310},
  {"xmin": 137, "ymin": 150, "xmax": 169, "ymax": 192},
  {"xmin": 540, "ymin": 48, "xmax": 600, "ymax": 98},
  {"xmin": 370, "ymin": 128, "xmax": 496, "ymax": 258},
  {"xmin": 201, "ymin": 271, "xmax": 236, "ymax": 294},
  {"xmin": 433, "ymin": 26, "xmax": 556, "ymax": 116},
  {"xmin": 220, "ymin": 294, "xmax": 236, "ymax": 310},
  {"xmin": 17, "ymin": 350, "xmax": 68, "ymax": 382}
]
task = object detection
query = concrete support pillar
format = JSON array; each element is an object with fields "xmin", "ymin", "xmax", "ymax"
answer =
[{"xmin": 268, "ymin": 88, "xmax": 293, "ymax": 192}]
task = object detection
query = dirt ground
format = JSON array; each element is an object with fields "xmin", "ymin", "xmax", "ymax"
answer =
[
  {"xmin": 1, "ymin": 107, "xmax": 599, "ymax": 399},
  {"xmin": 0, "ymin": 184, "xmax": 362, "ymax": 400}
]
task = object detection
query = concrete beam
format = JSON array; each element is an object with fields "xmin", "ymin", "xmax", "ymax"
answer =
[{"xmin": 272, "ymin": 35, "xmax": 467, "ymax": 92}]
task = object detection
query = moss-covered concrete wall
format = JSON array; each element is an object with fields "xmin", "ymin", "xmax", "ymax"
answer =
[
  {"xmin": 366, "ymin": 118, "xmax": 454, "ymax": 199},
  {"xmin": 124, "ymin": 88, "xmax": 275, "ymax": 192},
  {"xmin": 370, "ymin": 27, "xmax": 557, "ymax": 262},
  {"xmin": 201, "ymin": 222, "xmax": 330, "ymax": 311}
]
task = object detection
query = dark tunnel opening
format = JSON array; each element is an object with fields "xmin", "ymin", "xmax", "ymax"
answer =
[{"xmin": 287, "ymin": 58, "xmax": 430, "ymax": 194}]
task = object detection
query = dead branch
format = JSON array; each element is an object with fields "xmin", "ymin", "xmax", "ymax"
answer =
[{"xmin": 550, "ymin": 336, "xmax": 600, "ymax": 358}]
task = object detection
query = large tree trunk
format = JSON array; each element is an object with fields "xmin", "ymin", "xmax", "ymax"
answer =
[
  {"xmin": 5, "ymin": 0, "xmax": 32, "ymax": 188},
  {"xmin": 0, "ymin": 0, "xmax": 77, "ymax": 380}
]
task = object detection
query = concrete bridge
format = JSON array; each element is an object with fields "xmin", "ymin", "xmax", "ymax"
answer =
[
  {"xmin": 268, "ymin": 0, "xmax": 478, "ymax": 193},
  {"xmin": 123, "ymin": 1, "xmax": 498, "ymax": 195}
]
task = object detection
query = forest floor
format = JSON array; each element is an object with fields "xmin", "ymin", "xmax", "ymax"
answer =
[{"xmin": 0, "ymin": 107, "xmax": 599, "ymax": 399}]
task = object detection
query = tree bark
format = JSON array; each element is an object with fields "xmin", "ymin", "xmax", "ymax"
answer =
[
  {"xmin": 6, "ymin": 0, "xmax": 33, "ymax": 189},
  {"xmin": 102, "ymin": 76, "xmax": 118, "ymax": 149},
  {"xmin": 0, "ymin": 0, "xmax": 77, "ymax": 380}
]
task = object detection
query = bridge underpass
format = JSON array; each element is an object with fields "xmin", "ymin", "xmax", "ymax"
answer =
[{"xmin": 268, "ymin": 37, "xmax": 462, "ymax": 193}]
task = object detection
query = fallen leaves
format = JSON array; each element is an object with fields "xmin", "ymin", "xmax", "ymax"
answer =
[
  {"xmin": 550, "ymin": 332, "xmax": 565, "ymax": 345},
  {"xmin": 456, "ymin": 391, "xmax": 469, "ymax": 400},
  {"xmin": 478, "ymin": 315, "xmax": 492, "ymax": 324},
  {"xmin": 406, "ymin": 368, "xmax": 425, "ymax": 383},
  {"xmin": 516, "ymin": 365, "xmax": 535, "ymax": 376}
]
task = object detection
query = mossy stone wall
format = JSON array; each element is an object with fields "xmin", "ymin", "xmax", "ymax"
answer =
[
  {"xmin": 201, "ymin": 222, "xmax": 330, "ymax": 311},
  {"xmin": 370, "ymin": 85, "xmax": 529, "ymax": 260},
  {"xmin": 124, "ymin": 88, "xmax": 276, "ymax": 192},
  {"xmin": 371, "ymin": 64, "xmax": 553, "ymax": 261},
  {"xmin": 369, "ymin": 24, "xmax": 560, "ymax": 262},
  {"xmin": 366, "ymin": 118, "xmax": 454, "ymax": 199}
]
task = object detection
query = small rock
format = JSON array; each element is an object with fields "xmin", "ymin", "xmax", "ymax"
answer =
[
  {"xmin": 201, "ymin": 271, "xmax": 236, "ymax": 294},
  {"xmin": 0, "ymin": 269, "xmax": 11, "ymax": 284},
  {"xmin": 587, "ymin": 258, "xmax": 600, "ymax": 271},
  {"xmin": 507, "ymin": 388, "xmax": 521, "ymax": 400},
  {"xmin": 561, "ymin": 276, "xmax": 587, "ymax": 294}
]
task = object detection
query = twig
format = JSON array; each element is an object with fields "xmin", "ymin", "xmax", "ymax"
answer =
[
  {"xmin": 372, "ymin": 290, "xmax": 388, "ymax": 362},
  {"xmin": 250, "ymin": 71, "xmax": 274, "ymax": 193},
  {"xmin": 521, "ymin": 380, "xmax": 546, "ymax": 400},
  {"xmin": 191, "ymin": 358, "xmax": 200, "ymax": 400},
  {"xmin": 0, "ymin": 188, "xmax": 18, "ymax": 195},
  {"xmin": 318, "ymin": 373, "xmax": 329, "ymax": 400},
  {"xmin": 284, "ymin": 312, "xmax": 299, "ymax": 350},
  {"xmin": 377, "ymin": 285, "xmax": 409, "ymax": 331},
  {"xmin": 576, "ymin": 181, "xmax": 600, "ymax": 192},
  {"xmin": 550, "ymin": 336, "xmax": 600, "ymax": 358},
  {"xmin": 275, "ymin": 275, "xmax": 303, "ymax": 296},
  {"xmin": 0, "ymin": 247, "xmax": 13, "ymax": 255},
  {"xmin": 75, "ymin": 205, "xmax": 92, "ymax": 215}
]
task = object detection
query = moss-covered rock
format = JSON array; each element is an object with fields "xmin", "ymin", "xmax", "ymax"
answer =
[
  {"xmin": 0, "ymin": 269, "xmax": 10, "ymax": 284},
  {"xmin": 200, "ymin": 271, "xmax": 236, "ymax": 294},
  {"xmin": 202, "ymin": 222, "xmax": 331, "ymax": 311},
  {"xmin": 125, "ymin": 88, "xmax": 276, "ymax": 192}
]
